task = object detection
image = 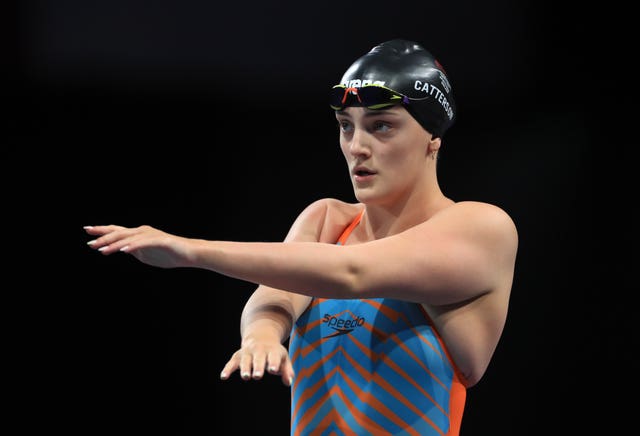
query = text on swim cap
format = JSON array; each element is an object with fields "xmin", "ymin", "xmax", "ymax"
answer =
[
  {"xmin": 341, "ymin": 79, "xmax": 387, "ymax": 88},
  {"xmin": 414, "ymin": 81, "xmax": 454, "ymax": 121}
]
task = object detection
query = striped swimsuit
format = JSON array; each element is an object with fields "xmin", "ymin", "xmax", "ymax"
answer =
[{"xmin": 288, "ymin": 211, "xmax": 466, "ymax": 435}]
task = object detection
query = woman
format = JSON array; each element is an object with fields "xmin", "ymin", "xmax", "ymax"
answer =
[{"xmin": 85, "ymin": 39, "xmax": 518, "ymax": 435}]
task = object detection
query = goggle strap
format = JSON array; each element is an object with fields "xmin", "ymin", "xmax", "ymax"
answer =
[{"xmin": 342, "ymin": 87, "xmax": 359, "ymax": 105}]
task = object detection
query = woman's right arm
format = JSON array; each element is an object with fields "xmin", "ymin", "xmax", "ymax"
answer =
[{"xmin": 220, "ymin": 198, "xmax": 355, "ymax": 386}]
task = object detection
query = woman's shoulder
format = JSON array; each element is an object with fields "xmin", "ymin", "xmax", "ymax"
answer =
[
  {"xmin": 435, "ymin": 200, "xmax": 518, "ymax": 246},
  {"xmin": 443, "ymin": 200, "xmax": 515, "ymax": 222},
  {"xmin": 302, "ymin": 197, "xmax": 363, "ymax": 217},
  {"xmin": 292, "ymin": 198, "xmax": 363, "ymax": 244}
]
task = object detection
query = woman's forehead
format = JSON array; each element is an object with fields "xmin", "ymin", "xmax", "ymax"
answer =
[{"xmin": 335, "ymin": 106, "xmax": 408, "ymax": 118}]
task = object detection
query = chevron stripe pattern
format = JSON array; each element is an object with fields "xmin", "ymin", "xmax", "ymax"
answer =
[{"xmin": 289, "ymin": 297, "xmax": 465, "ymax": 435}]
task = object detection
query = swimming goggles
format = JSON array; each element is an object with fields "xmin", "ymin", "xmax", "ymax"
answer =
[{"xmin": 330, "ymin": 84, "xmax": 425, "ymax": 111}]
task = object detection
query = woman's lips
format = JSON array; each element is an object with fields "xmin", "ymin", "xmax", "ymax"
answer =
[{"xmin": 353, "ymin": 167, "xmax": 376, "ymax": 183}]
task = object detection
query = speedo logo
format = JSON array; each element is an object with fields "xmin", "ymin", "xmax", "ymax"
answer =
[{"xmin": 322, "ymin": 313, "xmax": 365, "ymax": 338}]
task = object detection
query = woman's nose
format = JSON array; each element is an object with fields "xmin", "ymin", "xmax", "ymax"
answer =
[{"xmin": 348, "ymin": 128, "xmax": 371, "ymax": 157}]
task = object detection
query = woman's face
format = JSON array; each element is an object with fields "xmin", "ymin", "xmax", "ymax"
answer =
[{"xmin": 335, "ymin": 105, "xmax": 434, "ymax": 206}]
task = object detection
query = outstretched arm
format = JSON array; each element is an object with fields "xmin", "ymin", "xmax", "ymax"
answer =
[{"xmin": 85, "ymin": 201, "xmax": 517, "ymax": 306}]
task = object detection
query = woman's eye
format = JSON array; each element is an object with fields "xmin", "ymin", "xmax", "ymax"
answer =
[
  {"xmin": 373, "ymin": 121, "xmax": 390, "ymax": 132},
  {"xmin": 339, "ymin": 121, "xmax": 353, "ymax": 133}
]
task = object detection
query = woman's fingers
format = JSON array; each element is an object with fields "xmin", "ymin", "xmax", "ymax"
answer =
[{"xmin": 220, "ymin": 345, "xmax": 293, "ymax": 386}]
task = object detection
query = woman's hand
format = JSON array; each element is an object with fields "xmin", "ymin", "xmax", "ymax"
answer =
[
  {"xmin": 84, "ymin": 224, "xmax": 196, "ymax": 269},
  {"xmin": 220, "ymin": 332, "xmax": 294, "ymax": 387}
]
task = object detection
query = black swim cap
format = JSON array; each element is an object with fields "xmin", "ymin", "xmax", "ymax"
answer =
[{"xmin": 335, "ymin": 39, "xmax": 456, "ymax": 138}]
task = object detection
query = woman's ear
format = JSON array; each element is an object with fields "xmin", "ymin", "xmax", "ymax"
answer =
[{"xmin": 427, "ymin": 136, "xmax": 441, "ymax": 159}]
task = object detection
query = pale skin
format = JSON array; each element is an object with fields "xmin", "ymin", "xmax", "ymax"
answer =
[{"xmin": 85, "ymin": 105, "xmax": 518, "ymax": 390}]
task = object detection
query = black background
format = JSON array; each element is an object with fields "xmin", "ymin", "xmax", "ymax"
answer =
[{"xmin": 7, "ymin": 1, "xmax": 635, "ymax": 434}]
